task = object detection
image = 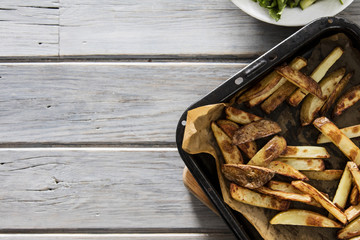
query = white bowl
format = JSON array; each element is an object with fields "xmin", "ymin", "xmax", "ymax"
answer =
[{"xmin": 231, "ymin": 0, "xmax": 354, "ymax": 26}]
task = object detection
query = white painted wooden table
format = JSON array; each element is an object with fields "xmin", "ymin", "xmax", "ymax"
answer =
[{"xmin": 1, "ymin": 1, "xmax": 360, "ymax": 239}]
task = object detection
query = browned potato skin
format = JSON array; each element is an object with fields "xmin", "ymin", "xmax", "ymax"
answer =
[
  {"xmin": 319, "ymin": 72, "xmax": 352, "ymax": 116},
  {"xmin": 217, "ymin": 119, "xmax": 257, "ymax": 158},
  {"xmin": 211, "ymin": 122, "xmax": 243, "ymax": 164},
  {"xmin": 333, "ymin": 85, "xmax": 360, "ymax": 117},
  {"xmin": 276, "ymin": 65, "xmax": 325, "ymax": 100},
  {"xmin": 225, "ymin": 107, "xmax": 262, "ymax": 125},
  {"xmin": 232, "ymin": 119, "xmax": 281, "ymax": 145},
  {"xmin": 261, "ymin": 81, "xmax": 297, "ymax": 114},
  {"xmin": 230, "ymin": 183, "xmax": 290, "ymax": 210},
  {"xmin": 236, "ymin": 71, "xmax": 282, "ymax": 104},
  {"xmin": 222, "ymin": 164, "xmax": 275, "ymax": 189},
  {"xmin": 313, "ymin": 117, "xmax": 360, "ymax": 165},
  {"xmin": 247, "ymin": 136, "xmax": 287, "ymax": 167},
  {"xmin": 350, "ymin": 185, "xmax": 360, "ymax": 206}
]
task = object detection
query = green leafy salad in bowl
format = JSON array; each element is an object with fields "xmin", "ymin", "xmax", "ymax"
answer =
[{"xmin": 253, "ymin": 0, "xmax": 344, "ymax": 21}]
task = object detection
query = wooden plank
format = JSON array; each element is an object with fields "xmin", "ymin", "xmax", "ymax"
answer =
[
  {"xmin": 0, "ymin": 149, "xmax": 229, "ymax": 231},
  {"xmin": 0, "ymin": 1, "xmax": 59, "ymax": 57},
  {"xmin": 0, "ymin": 62, "xmax": 244, "ymax": 143},
  {"xmin": 0, "ymin": 233, "xmax": 235, "ymax": 240},
  {"xmin": 59, "ymin": 0, "xmax": 298, "ymax": 57}
]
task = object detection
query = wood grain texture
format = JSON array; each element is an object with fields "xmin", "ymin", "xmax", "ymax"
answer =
[
  {"xmin": 0, "ymin": 62, "xmax": 244, "ymax": 143},
  {"xmin": 0, "ymin": 149, "xmax": 229, "ymax": 231},
  {"xmin": 0, "ymin": 233, "xmax": 235, "ymax": 240},
  {"xmin": 59, "ymin": 0, "xmax": 297, "ymax": 57},
  {"xmin": 59, "ymin": 0, "xmax": 360, "ymax": 57},
  {"xmin": 0, "ymin": 1, "xmax": 59, "ymax": 57}
]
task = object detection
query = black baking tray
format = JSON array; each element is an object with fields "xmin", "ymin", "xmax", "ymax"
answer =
[{"xmin": 176, "ymin": 17, "xmax": 360, "ymax": 240}]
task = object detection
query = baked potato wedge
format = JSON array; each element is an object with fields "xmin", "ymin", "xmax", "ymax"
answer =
[
  {"xmin": 222, "ymin": 164, "xmax": 275, "ymax": 189},
  {"xmin": 211, "ymin": 122, "xmax": 243, "ymax": 164},
  {"xmin": 267, "ymin": 180, "xmax": 322, "ymax": 207},
  {"xmin": 300, "ymin": 67, "xmax": 345, "ymax": 126},
  {"xmin": 317, "ymin": 124, "xmax": 360, "ymax": 144},
  {"xmin": 276, "ymin": 65, "xmax": 324, "ymax": 100},
  {"xmin": 217, "ymin": 119, "xmax": 257, "ymax": 158},
  {"xmin": 288, "ymin": 46, "xmax": 344, "ymax": 106},
  {"xmin": 345, "ymin": 204, "xmax": 360, "ymax": 222},
  {"xmin": 301, "ymin": 169, "xmax": 344, "ymax": 180},
  {"xmin": 313, "ymin": 117, "xmax": 360, "ymax": 165},
  {"xmin": 338, "ymin": 215, "xmax": 360, "ymax": 239},
  {"xmin": 276, "ymin": 158, "xmax": 325, "ymax": 171},
  {"xmin": 245, "ymin": 57, "xmax": 307, "ymax": 107},
  {"xmin": 270, "ymin": 209, "xmax": 342, "ymax": 228},
  {"xmin": 348, "ymin": 162, "xmax": 360, "ymax": 191},
  {"xmin": 350, "ymin": 185, "xmax": 360, "ymax": 206},
  {"xmin": 232, "ymin": 119, "xmax": 281, "ymax": 145},
  {"xmin": 333, "ymin": 85, "xmax": 360, "ymax": 117},
  {"xmin": 268, "ymin": 161, "xmax": 308, "ymax": 180},
  {"xmin": 292, "ymin": 180, "xmax": 347, "ymax": 224},
  {"xmin": 256, "ymin": 186, "xmax": 312, "ymax": 203},
  {"xmin": 247, "ymin": 135, "xmax": 287, "ymax": 167},
  {"xmin": 230, "ymin": 183, "xmax": 290, "ymax": 210},
  {"xmin": 331, "ymin": 166, "xmax": 352, "ymax": 213},
  {"xmin": 279, "ymin": 146, "xmax": 330, "ymax": 159},
  {"xmin": 319, "ymin": 72, "xmax": 352, "ymax": 115},
  {"xmin": 237, "ymin": 71, "xmax": 282, "ymax": 104},
  {"xmin": 225, "ymin": 107, "xmax": 262, "ymax": 125},
  {"xmin": 261, "ymin": 81, "xmax": 297, "ymax": 114}
]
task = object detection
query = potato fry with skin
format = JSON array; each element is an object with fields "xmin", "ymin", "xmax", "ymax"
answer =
[
  {"xmin": 232, "ymin": 119, "xmax": 281, "ymax": 145},
  {"xmin": 320, "ymin": 72, "xmax": 352, "ymax": 115},
  {"xmin": 301, "ymin": 170, "xmax": 343, "ymax": 180},
  {"xmin": 261, "ymin": 81, "xmax": 297, "ymax": 114},
  {"xmin": 333, "ymin": 85, "xmax": 360, "ymax": 117},
  {"xmin": 313, "ymin": 117, "xmax": 360, "ymax": 165},
  {"xmin": 331, "ymin": 166, "xmax": 352, "ymax": 214},
  {"xmin": 237, "ymin": 72, "xmax": 282, "ymax": 104},
  {"xmin": 276, "ymin": 65, "xmax": 324, "ymax": 100},
  {"xmin": 350, "ymin": 185, "xmax": 360, "ymax": 206},
  {"xmin": 222, "ymin": 164, "xmax": 275, "ymax": 189},
  {"xmin": 292, "ymin": 181, "xmax": 347, "ymax": 224},
  {"xmin": 217, "ymin": 120, "xmax": 257, "ymax": 158},
  {"xmin": 300, "ymin": 67, "xmax": 345, "ymax": 126},
  {"xmin": 317, "ymin": 124, "xmax": 360, "ymax": 144},
  {"xmin": 288, "ymin": 46, "xmax": 344, "ymax": 106},
  {"xmin": 230, "ymin": 183, "xmax": 290, "ymax": 210},
  {"xmin": 246, "ymin": 57, "xmax": 307, "ymax": 107},
  {"xmin": 338, "ymin": 215, "xmax": 360, "ymax": 239},
  {"xmin": 268, "ymin": 161, "xmax": 308, "ymax": 180},
  {"xmin": 276, "ymin": 158, "xmax": 325, "ymax": 171},
  {"xmin": 267, "ymin": 181, "xmax": 323, "ymax": 208},
  {"xmin": 279, "ymin": 146, "xmax": 330, "ymax": 159},
  {"xmin": 348, "ymin": 162, "xmax": 360, "ymax": 191},
  {"xmin": 270, "ymin": 209, "xmax": 342, "ymax": 228},
  {"xmin": 256, "ymin": 186, "xmax": 312, "ymax": 203},
  {"xmin": 345, "ymin": 204, "xmax": 360, "ymax": 222},
  {"xmin": 211, "ymin": 122, "xmax": 243, "ymax": 164},
  {"xmin": 247, "ymin": 135, "xmax": 287, "ymax": 167},
  {"xmin": 225, "ymin": 107, "xmax": 262, "ymax": 125}
]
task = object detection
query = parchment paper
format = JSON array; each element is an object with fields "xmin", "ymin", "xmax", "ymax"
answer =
[{"xmin": 182, "ymin": 33, "xmax": 360, "ymax": 240}]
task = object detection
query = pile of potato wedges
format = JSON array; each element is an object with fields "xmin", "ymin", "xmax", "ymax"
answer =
[{"xmin": 211, "ymin": 46, "xmax": 360, "ymax": 239}]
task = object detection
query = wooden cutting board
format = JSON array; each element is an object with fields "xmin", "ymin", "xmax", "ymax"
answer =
[{"xmin": 182, "ymin": 167, "xmax": 219, "ymax": 215}]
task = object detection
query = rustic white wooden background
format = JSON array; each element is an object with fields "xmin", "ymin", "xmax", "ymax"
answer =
[{"xmin": 1, "ymin": 0, "xmax": 360, "ymax": 239}]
